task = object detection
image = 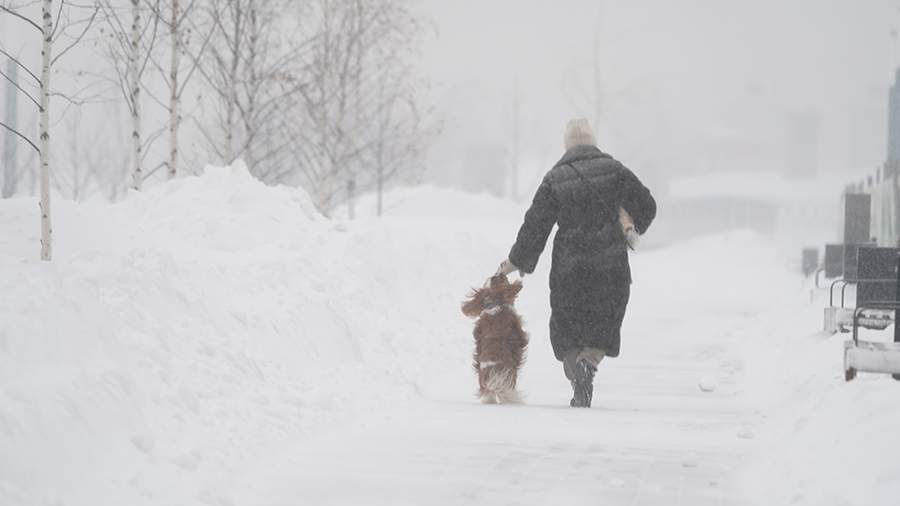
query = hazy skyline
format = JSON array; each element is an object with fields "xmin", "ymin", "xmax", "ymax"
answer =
[
  {"xmin": 2, "ymin": 0, "xmax": 899, "ymax": 201},
  {"xmin": 422, "ymin": 0, "xmax": 900, "ymax": 197}
]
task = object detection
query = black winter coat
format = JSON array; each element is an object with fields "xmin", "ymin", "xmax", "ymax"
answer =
[{"xmin": 508, "ymin": 145, "xmax": 656, "ymax": 359}]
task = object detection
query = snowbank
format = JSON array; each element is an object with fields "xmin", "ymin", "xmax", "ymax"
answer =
[
  {"xmin": 741, "ymin": 305, "xmax": 900, "ymax": 506},
  {"xmin": 0, "ymin": 163, "xmax": 516, "ymax": 506},
  {"xmin": 625, "ymin": 230, "xmax": 900, "ymax": 505},
  {"xmin": 2, "ymin": 163, "xmax": 899, "ymax": 505}
]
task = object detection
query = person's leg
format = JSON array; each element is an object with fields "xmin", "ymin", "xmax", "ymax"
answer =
[
  {"xmin": 569, "ymin": 347, "xmax": 605, "ymax": 408},
  {"xmin": 562, "ymin": 347, "xmax": 605, "ymax": 381},
  {"xmin": 552, "ymin": 307, "xmax": 603, "ymax": 407},
  {"xmin": 562, "ymin": 347, "xmax": 581, "ymax": 382},
  {"xmin": 577, "ymin": 347, "xmax": 606, "ymax": 369}
]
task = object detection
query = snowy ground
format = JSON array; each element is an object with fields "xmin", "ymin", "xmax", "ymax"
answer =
[{"xmin": 1, "ymin": 164, "xmax": 898, "ymax": 505}]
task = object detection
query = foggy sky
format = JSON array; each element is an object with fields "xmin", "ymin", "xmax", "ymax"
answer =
[
  {"xmin": 422, "ymin": 0, "xmax": 899, "ymax": 197},
  {"xmin": 2, "ymin": 0, "xmax": 898, "ymax": 201}
]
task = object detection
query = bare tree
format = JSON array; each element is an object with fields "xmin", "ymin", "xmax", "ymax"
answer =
[
  {"xmin": 365, "ymin": 48, "xmax": 434, "ymax": 217},
  {"xmin": 342, "ymin": 0, "xmax": 435, "ymax": 216},
  {"xmin": 143, "ymin": 0, "xmax": 212, "ymax": 179},
  {"xmin": 53, "ymin": 111, "xmax": 95, "ymax": 200},
  {"xmin": 98, "ymin": 0, "xmax": 160, "ymax": 191},
  {"xmin": 291, "ymin": 0, "xmax": 369, "ymax": 212},
  {"xmin": 38, "ymin": 0, "xmax": 52, "ymax": 259},
  {"xmin": 2, "ymin": 59, "xmax": 18, "ymax": 198},
  {"xmin": 285, "ymin": 0, "xmax": 422, "ymax": 214},
  {"xmin": 196, "ymin": 0, "xmax": 310, "ymax": 178},
  {"xmin": 0, "ymin": 0, "xmax": 100, "ymax": 260},
  {"xmin": 198, "ymin": 0, "xmax": 251, "ymax": 165},
  {"xmin": 129, "ymin": 0, "xmax": 433, "ymax": 218}
]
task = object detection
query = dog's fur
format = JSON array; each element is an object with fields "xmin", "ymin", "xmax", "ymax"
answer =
[{"xmin": 461, "ymin": 274, "xmax": 528, "ymax": 404}]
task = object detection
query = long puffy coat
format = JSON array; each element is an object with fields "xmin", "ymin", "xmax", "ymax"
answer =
[{"xmin": 508, "ymin": 145, "xmax": 656, "ymax": 360}]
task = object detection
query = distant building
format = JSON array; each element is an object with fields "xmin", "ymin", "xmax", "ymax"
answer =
[
  {"xmin": 840, "ymin": 68, "xmax": 900, "ymax": 248},
  {"xmin": 888, "ymin": 69, "xmax": 900, "ymax": 164},
  {"xmin": 653, "ymin": 171, "xmax": 845, "ymax": 248}
]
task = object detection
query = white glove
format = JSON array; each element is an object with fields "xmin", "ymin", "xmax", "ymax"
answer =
[
  {"xmin": 497, "ymin": 258, "xmax": 519, "ymax": 276},
  {"xmin": 624, "ymin": 227, "xmax": 640, "ymax": 250}
]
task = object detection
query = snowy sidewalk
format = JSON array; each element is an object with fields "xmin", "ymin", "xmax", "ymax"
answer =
[
  {"xmin": 11, "ymin": 172, "xmax": 891, "ymax": 506},
  {"xmin": 242, "ymin": 359, "xmax": 750, "ymax": 506},
  {"xmin": 233, "ymin": 236, "xmax": 771, "ymax": 506}
]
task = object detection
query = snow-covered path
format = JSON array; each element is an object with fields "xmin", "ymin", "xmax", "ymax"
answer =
[
  {"xmin": 244, "ymin": 356, "xmax": 749, "ymax": 506},
  {"xmin": 232, "ymin": 234, "xmax": 777, "ymax": 506},
  {"xmin": 5, "ymin": 173, "xmax": 899, "ymax": 506}
]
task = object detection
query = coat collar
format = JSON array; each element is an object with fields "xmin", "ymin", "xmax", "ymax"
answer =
[{"xmin": 556, "ymin": 145, "xmax": 610, "ymax": 167}]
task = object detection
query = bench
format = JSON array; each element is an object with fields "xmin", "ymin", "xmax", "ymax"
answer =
[
  {"xmin": 824, "ymin": 247, "xmax": 900, "ymax": 334},
  {"xmin": 802, "ymin": 248, "xmax": 818, "ymax": 277},
  {"xmin": 824, "ymin": 243, "xmax": 844, "ymax": 279},
  {"xmin": 843, "ymin": 249, "xmax": 900, "ymax": 381}
]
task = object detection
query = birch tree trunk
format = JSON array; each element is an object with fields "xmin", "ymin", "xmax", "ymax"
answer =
[
  {"xmin": 130, "ymin": 0, "xmax": 143, "ymax": 191},
  {"xmin": 167, "ymin": 0, "xmax": 180, "ymax": 179},
  {"xmin": 224, "ymin": 90, "xmax": 235, "ymax": 163},
  {"xmin": 242, "ymin": 4, "xmax": 258, "ymax": 169},
  {"xmin": 347, "ymin": 178, "xmax": 355, "ymax": 220},
  {"xmin": 2, "ymin": 60, "xmax": 18, "ymax": 199},
  {"xmin": 39, "ymin": 0, "xmax": 53, "ymax": 261},
  {"xmin": 376, "ymin": 167, "xmax": 383, "ymax": 217},
  {"xmin": 223, "ymin": 5, "xmax": 242, "ymax": 164},
  {"xmin": 376, "ymin": 129, "xmax": 384, "ymax": 217}
]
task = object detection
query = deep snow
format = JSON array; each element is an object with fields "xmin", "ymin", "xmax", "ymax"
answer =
[{"xmin": 1, "ymin": 164, "xmax": 898, "ymax": 505}]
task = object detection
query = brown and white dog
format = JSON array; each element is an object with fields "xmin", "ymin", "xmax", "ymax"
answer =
[{"xmin": 461, "ymin": 274, "xmax": 528, "ymax": 404}]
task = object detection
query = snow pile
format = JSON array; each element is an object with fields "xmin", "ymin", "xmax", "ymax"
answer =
[
  {"xmin": 629, "ymin": 230, "xmax": 900, "ymax": 505},
  {"xmin": 742, "ymin": 312, "xmax": 900, "ymax": 505},
  {"xmin": 0, "ymin": 163, "xmax": 514, "ymax": 506},
  {"xmin": 3, "ymin": 162, "xmax": 899, "ymax": 505}
]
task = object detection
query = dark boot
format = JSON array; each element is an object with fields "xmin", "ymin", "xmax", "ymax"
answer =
[{"xmin": 569, "ymin": 358, "xmax": 596, "ymax": 408}]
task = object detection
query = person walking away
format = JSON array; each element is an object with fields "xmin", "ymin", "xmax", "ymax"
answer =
[{"xmin": 498, "ymin": 118, "xmax": 656, "ymax": 408}]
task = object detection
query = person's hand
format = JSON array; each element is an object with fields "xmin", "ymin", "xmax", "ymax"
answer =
[
  {"xmin": 624, "ymin": 228, "xmax": 640, "ymax": 250},
  {"xmin": 497, "ymin": 258, "xmax": 519, "ymax": 276}
]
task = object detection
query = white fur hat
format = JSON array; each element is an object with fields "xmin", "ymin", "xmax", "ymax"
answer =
[{"xmin": 563, "ymin": 118, "xmax": 597, "ymax": 151}]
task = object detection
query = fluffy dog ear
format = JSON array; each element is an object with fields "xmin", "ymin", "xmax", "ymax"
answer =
[
  {"xmin": 504, "ymin": 281, "xmax": 522, "ymax": 304},
  {"xmin": 461, "ymin": 289, "xmax": 484, "ymax": 318}
]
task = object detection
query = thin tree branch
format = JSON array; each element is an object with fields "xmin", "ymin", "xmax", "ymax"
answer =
[
  {"xmin": 0, "ymin": 5, "xmax": 43, "ymax": 32},
  {"xmin": 50, "ymin": 0, "xmax": 66, "ymax": 39},
  {"xmin": 0, "ymin": 46, "xmax": 41, "ymax": 85},
  {"xmin": 142, "ymin": 160, "xmax": 166, "ymax": 179},
  {"xmin": 52, "ymin": 4, "xmax": 100, "ymax": 66},
  {"xmin": 0, "ymin": 67, "xmax": 41, "ymax": 108},
  {"xmin": 0, "ymin": 120, "xmax": 40, "ymax": 154}
]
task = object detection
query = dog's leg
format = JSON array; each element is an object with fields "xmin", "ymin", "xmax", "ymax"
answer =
[
  {"xmin": 499, "ymin": 370, "xmax": 523, "ymax": 404},
  {"xmin": 500, "ymin": 389, "xmax": 523, "ymax": 404},
  {"xmin": 481, "ymin": 367, "xmax": 519, "ymax": 404},
  {"xmin": 480, "ymin": 393, "xmax": 498, "ymax": 404}
]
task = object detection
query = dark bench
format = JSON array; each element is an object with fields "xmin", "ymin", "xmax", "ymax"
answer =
[
  {"xmin": 802, "ymin": 248, "xmax": 818, "ymax": 277},
  {"xmin": 825, "ymin": 246, "xmax": 900, "ymax": 333},
  {"xmin": 844, "ymin": 248, "xmax": 900, "ymax": 381},
  {"xmin": 843, "ymin": 242, "xmax": 878, "ymax": 281},
  {"xmin": 824, "ymin": 243, "xmax": 844, "ymax": 278}
]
